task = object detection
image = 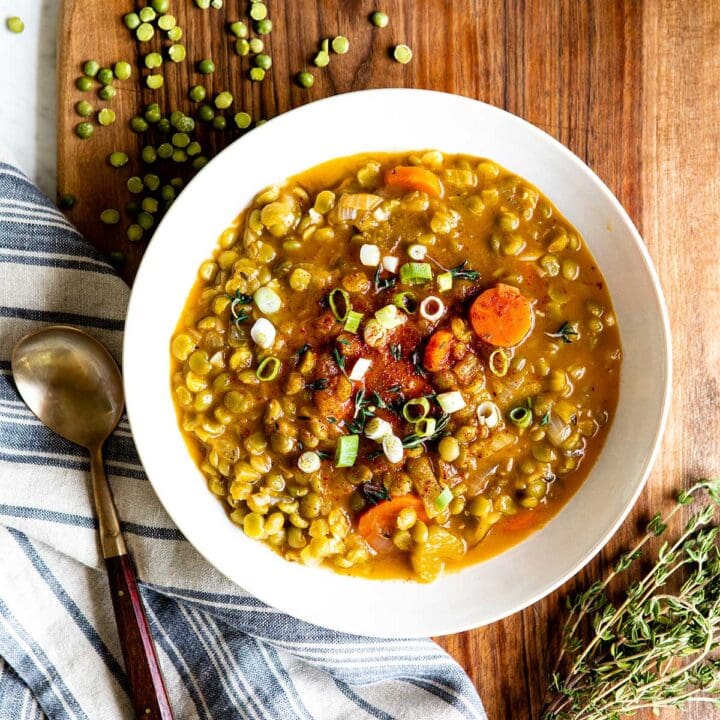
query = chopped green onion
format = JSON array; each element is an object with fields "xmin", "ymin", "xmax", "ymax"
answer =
[
  {"xmin": 360, "ymin": 243, "xmax": 381, "ymax": 266},
  {"xmin": 329, "ymin": 288, "xmax": 350, "ymax": 322},
  {"xmin": 434, "ymin": 487, "xmax": 453, "ymax": 512},
  {"xmin": 436, "ymin": 391, "xmax": 466, "ymax": 414},
  {"xmin": 256, "ymin": 356, "xmax": 281, "ymax": 381},
  {"xmin": 393, "ymin": 291, "xmax": 417, "ymax": 313},
  {"xmin": 508, "ymin": 406, "xmax": 532, "ymax": 429},
  {"xmin": 344, "ymin": 310, "xmax": 363, "ymax": 333},
  {"xmin": 382, "ymin": 255, "xmax": 399, "ymax": 273},
  {"xmin": 382, "ymin": 434, "xmax": 404, "ymax": 463},
  {"xmin": 335, "ymin": 434, "xmax": 359, "ymax": 468},
  {"xmin": 402, "ymin": 397, "xmax": 430, "ymax": 423},
  {"xmin": 477, "ymin": 401, "xmax": 501, "ymax": 429},
  {"xmin": 375, "ymin": 304, "xmax": 405, "ymax": 329},
  {"xmin": 348, "ymin": 357, "xmax": 371, "ymax": 381},
  {"xmin": 419, "ymin": 296, "xmax": 445, "ymax": 321},
  {"xmin": 399, "ymin": 262, "xmax": 433, "ymax": 285},
  {"xmin": 414, "ymin": 417, "xmax": 437, "ymax": 438},
  {"xmin": 489, "ymin": 348, "xmax": 509, "ymax": 377},
  {"xmin": 437, "ymin": 272, "xmax": 453, "ymax": 292},
  {"xmin": 250, "ymin": 318, "xmax": 276, "ymax": 348},
  {"xmin": 254, "ymin": 286, "xmax": 281, "ymax": 314},
  {"xmin": 407, "ymin": 243, "xmax": 427, "ymax": 261},
  {"xmin": 365, "ymin": 416, "xmax": 392, "ymax": 441}
]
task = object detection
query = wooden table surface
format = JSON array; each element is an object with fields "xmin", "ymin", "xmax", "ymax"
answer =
[{"xmin": 57, "ymin": 1, "xmax": 720, "ymax": 717}]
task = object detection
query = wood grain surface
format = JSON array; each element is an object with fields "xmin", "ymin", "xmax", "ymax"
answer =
[{"xmin": 57, "ymin": 1, "xmax": 720, "ymax": 717}]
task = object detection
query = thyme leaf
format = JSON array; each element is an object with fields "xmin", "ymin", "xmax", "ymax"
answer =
[
  {"xmin": 332, "ymin": 347, "xmax": 347, "ymax": 375},
  {"xmin": 449, "ymin": 260, "xmax": 480, "ymax": 281},
  {"xmin": 346, "ymin": 388, "xmax": 375, "ymax": 435},
  {"xmin": 543, "ymin": 478, "xmax": 720, "ymax": 720},
  {"xmin": 374, "ymin": 266, "xmax": 397, "ymax": 292},
  {"xmin": 410, "ymin": 347, "xmax": 428, "ymax": 378},
  {"xmin": 546, "ymin": 321, "xmax": 579, "ymax": 344},
  {"xmin": 358, "ymin": 481, "xmax": 390, "ymax": 506}
]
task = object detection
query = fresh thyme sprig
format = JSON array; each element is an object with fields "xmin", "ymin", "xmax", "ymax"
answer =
[
  {"xmin": 544, "ymin": 478, "xmax": 720, "ymax": 720},
  {"xmin": 449, "ymin": 260, "xmax": 480, "ymax": 281},
  {"xmin": 374, "ymin": 266, "xmax": 396, "ymax": 292},
  {"xmin": 546, "ymin": 321, "xmax": 579, "ymax": 344},
  {"xmin": 346, "ymin": 388, "xmax": 375, "ymax": 435}
]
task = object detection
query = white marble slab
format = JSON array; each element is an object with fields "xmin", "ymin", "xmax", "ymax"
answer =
[{"xmin": 0, "ymin": 0, "xmax": 58, "ymax": 198}]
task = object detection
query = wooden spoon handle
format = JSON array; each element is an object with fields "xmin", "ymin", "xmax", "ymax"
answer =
[{"xmin": 106, "ymin": 554, "xmax": 174, "ymax": 719}]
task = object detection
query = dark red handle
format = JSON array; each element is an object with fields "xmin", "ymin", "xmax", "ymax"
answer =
[{"xmin": 106, "ymin": 555, "xmax": 174, "ymax": 719}]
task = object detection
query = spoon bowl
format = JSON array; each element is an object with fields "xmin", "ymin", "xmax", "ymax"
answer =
[{"xmin": 11, "ymin": 325, "xmax": 124, "ymax": 450}]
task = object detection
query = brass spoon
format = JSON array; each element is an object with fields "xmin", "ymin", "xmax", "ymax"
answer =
[{"xmin": 12, "ymin": 325, "xmax": 173, "ymax": 720}]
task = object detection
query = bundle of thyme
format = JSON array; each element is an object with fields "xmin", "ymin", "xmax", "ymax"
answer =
[{"xmin": 544, "ymin": 479, "xmax": 720, "ymax": 719}]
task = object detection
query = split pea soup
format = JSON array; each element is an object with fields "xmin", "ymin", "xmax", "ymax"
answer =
[{"xmin": 170, "ymin": 150, "xmax": 621, "ymax": 582}]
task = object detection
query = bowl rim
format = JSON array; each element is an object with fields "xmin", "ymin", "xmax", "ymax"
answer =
[{"xmin": 123, "ymin": 88, "xmax": 672, "ymax": 637}]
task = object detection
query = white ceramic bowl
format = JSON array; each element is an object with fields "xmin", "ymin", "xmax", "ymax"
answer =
[{"xmin": 124, "ymin": 89, "xmax": 671, "ymax": 638}]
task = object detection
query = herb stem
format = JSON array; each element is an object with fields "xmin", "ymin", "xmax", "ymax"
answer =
[{"xmin": 545, "ymin": 479, "xmax": 720, "ymax": 720}]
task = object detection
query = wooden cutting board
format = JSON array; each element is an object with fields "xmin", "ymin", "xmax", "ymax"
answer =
[{"xmin": 57, "ymin": 1, "xmax": 720, "ymax": 717}]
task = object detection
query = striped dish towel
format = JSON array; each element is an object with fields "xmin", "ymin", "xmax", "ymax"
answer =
[{"xmin": 0, "ymin": 160, "xmax": 487, "ymax": 720}]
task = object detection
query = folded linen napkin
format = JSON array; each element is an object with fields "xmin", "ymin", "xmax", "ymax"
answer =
[{"xmin": 0, "ymin": 160, "xmax": 487, "ymax": 720}]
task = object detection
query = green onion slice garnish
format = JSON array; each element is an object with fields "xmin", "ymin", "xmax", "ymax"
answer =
[
  {"xmin": 329, "ymin": 288, "xmax": 351, "ymax": 322},
  {"xmin": 399, "ymin": 262, "xmax": 433, "ymax": 285},
  {"xmin": 393, "ymin": 291, "xmax": 418, "ymax": 313},
  {"xmin": 414, "ymin": 417, "xmax": 437, "ymax": 438},
  {"xmin": 344, "ymin": 310, "xmax": 363, "ymax": 333},
  {"xmin": 256, "ymin": 356, "xmax": 281, "ymax": 382},
  {"xmin": 489, "ymin": 348, "xmax": 509, "ymax": 377},
  {"xmin": 335, "ymin": 434, "xmax": 359, "ymax": 468},
  {"xmin": 402, "ymin": 397, "xmax": 430, "ymax": 423},
  {"xmin": 508, "ymin": 405, "xmax": 532, "ymax": 428},
  {"xmin": 434, "ymin": 486, "xmax": 453, "ymax": 512},
  {"xmin": 375, "ymin": 304, "xmax": 405, "ymax": 329},
  {"xmin": 437, "ymin": 272, "xmax": 453, "ymax": 292}
]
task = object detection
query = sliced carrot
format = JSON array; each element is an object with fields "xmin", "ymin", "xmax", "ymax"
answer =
[
  {"xmin": 358, "ymin": 495, "xmax": 427, "ymax": 552},
  {"xmin": 469, "ymin": 283, "xmax": 533, "ymax": 347},
  {"xmin": 500, "ymin": 510, "xmax": 539, "ymax": 533},
  {"xmin": 423, "ymin": 329, "xmax": 455, "ymax": 372},
  {"xmin": 384, "ymin": 166, "xmax": 443, "ymax": 197}
]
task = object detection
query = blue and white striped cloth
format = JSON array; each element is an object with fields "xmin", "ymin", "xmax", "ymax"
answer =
[{"xmin": 0, "ymin": 158, "xmax": 487, "ymax": 720}]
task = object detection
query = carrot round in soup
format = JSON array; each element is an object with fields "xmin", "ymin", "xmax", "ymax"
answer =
[
  {"xmin": 469, "ymin": 283, "xmax": 533, "ymax": 347},
  {"xmin": 423, "ymin": 329, "xmax": 455, "ymax": 372},
  {"xmin": 384, "ymin": 166, "xmax": 443, "ymax": 197}
]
